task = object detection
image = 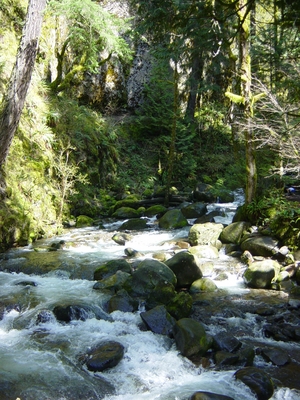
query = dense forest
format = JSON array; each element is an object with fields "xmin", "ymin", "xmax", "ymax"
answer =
[{"xmin": 0, "ymin": 0, "xmax": 300, "ymax": 251}]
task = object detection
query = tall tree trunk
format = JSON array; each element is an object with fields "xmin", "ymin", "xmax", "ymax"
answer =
[
  {"xmin": 0, "ymin": 0, "xmax": 47, "ymax": 170},
  {"xmin": 185, "ymin": 52, "xmax": 203, "ymax": 122},
  {"xmin": 238, "ymin": 0, "xmax": 256, "ymax": 204}
]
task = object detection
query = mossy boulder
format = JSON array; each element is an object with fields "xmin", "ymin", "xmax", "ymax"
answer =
[
  {"xmin": 219, "ymin": 221, "xmax": 251, "ymax": 245},
  {"xmin": 144, "ymin": 205, "xmax": 167, "ymax": 217},
  {"xmin": 166, "ymin": 291, "xmax": 193, "ymax": 320},
  {"xmin": 112, "ymin": 207, "xmax": 141, "ymax": 219},
  {"xmin": 234, "ymin": 367, "xmax": 274, "ymax": 400},
  {"xmin": 84, "ymin": 341, "xmax": 125, "ymax": 372},
  {"xmin": 243, "ymin": 259, "xmax": 281, "ymax": 289},
  {"xmin": 119, "ymin": 218, "xmax": 149, "ymax": 231},
  {"xmin": 173, "ymin": 318, "xmax": 210, "ymax": 357},
  {"xmin": 190, "ymin": 278, "xmax": 218, "ymax": 294},
  {"xmin": 158, "ymin": 209, "xmax": 189, "ymax": 230},
  {"xmin": 93, "ymin": 270, "xmax": 131, "ymax": 292},
  {"xmin": 166, "ymin": 251, "xmax": 203, "ymax": 288},
  {"xmin": 181, "ymin": 202, "xmax": 207, "ymax": 219},
  {"xmin": 188, "ymin": 223, "xmax": 224, "ymax": 246},
  {"xmin": 75, "ymin": 215, "xmax": 94, "ymax": 228},
  {"xmin": 94, "ymin": 259, "xmax": 132, "ymax": 281},
  {"xmin": 240, "ymin": 235, "xmax": 279, "ymax": 257},
  {"xmin": 124, "ymin": 259, "xmax": 177, "ymax": 297}
]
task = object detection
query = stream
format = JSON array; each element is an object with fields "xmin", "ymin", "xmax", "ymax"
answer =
[{"xmin": 1, "ymin": 192, "xmax": 300, "ymax": 400}]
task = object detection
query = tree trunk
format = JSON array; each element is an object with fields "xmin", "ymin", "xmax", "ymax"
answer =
[
  {"xmin": 238, "ymin": 0, "xmax": 257, "ymax": 204},
  {"xmin": 0, "ymin": 0, "xmax": 47, "ymax": 169}
]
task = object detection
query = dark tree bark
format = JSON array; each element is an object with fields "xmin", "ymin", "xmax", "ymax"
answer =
[{"xmin": 0, "ymin": 0, "xmax": 47, "ymax": 170}]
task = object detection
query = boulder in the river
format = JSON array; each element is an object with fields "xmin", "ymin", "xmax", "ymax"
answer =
[
  {"xmin": 188, "ymin": 223, "xmax": 224, "ymax": 247},
  {"xmin": 188, "ymin": 245, "xmax": 219, "ymax": 259},
  {"xmin": 166, "ymin": 291, "xmax": 193, "ymax": 320},
  {"xmin": 119, "ymin": 218, "xmax": 149, "ymax": 230},
  {"xmin": 260, "ymin": 347, "xmax": 290, "ymax": 366},
  {"xmin": 112, "ymin": 206, "xmax": 141, "ymax": 219},
  {"xmin": 93, "ymin": 270, "xmax": 131, "ymax": 292},
  {"xmin": 145, "ymin": 281, "xmax": 177, "ymax": 310},
  {"xmin": 53, "ymin": 304, "xmax": 112, "ymax": 323},
  {"xmin": 189, "ymin": 278, "xmax": 218, "ymax": 294},
  {"xmin": 166, "ymin": 251, "xmax": 203, "ymax": 288},
  {"xmin": 140, "ymin": 305, "xmax": 176, "ymax": 336},
  {"xmin": 240, "ymin": 235, "xmax": 279, "ymax": 257},
  {"xmin": 158, "ymin": 209, "xmax": 189, "ymax": 229},
  {"xmin": 213, "ymin": 331, "xmax": 242, "ymax": 353},
  {"xmin": 94, "ymin": 259, "xmax": 132, "ymax": 281},
  {"xmin": 144, "ymin": 204, "xmax": 167, "ymax": 217},
  {"xmin": 173, "ymin": 318, "xmax": 210, "ymax": 358},
  {"xmin": 181, "ymin": 202, "xmax": 207, "ymax": 219},
  {"xmin": 75, "ymin": 215, "xmax": 94, "ymax": 228},
  {"xmin": 190, "ymin": 391, "xmax": 234, "ymax": 400},
  {"xmin": 243, "ymin": 259, "xmax": 281, "ymax": 289},
  {"xmin": 84, "ymin": 340, "xmax": 125, "ymax": 372},
  {"xmin": 124, "ymin": 259, "xmax": 177, "ymax": 297},
  {"xmin": 219, "ymin": 221, "xmax": 251, "ymax": 244},
  {"xmin": 108, "ymin": 289, "xmax": 139, "ymax": 313},
  {"xmin": 112, "ymin": 233, "xmax": 131, "ymax": 245},
  {"xmin": 234, "ymin": 367, "xmax": 274, "ymax": 400},
  {"xmin": 214, "ymin": 351, "xmax": 240, "ymax": 367}
]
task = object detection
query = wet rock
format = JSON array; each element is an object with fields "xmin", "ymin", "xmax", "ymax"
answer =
[
  {"xmin": 188, "ymin": 223, "xmax": 224, "ymax": 247},
  {"xmin": 214, "ymin": 351, "xmax": 239, "ymax": 367},
  {"xmin": 189, "ymin": 245, "xmax": 219, "ymax": 259},
  {"xmin": 15, "ymin": 280, "xmax": 37, "ymax": 287},
  {"xmin": 108, "ymin": 289, "xmax": 139, "ymax": 313},
  {"xmin": 36, "ymin": 309, "xmax": 55, "ymax": 324},
  {"xmin": 124, "ymin": 259, "xmax": 177, "ymax": 297},
  {"xmin": 93, "ymin": 270, "xmax": 131, "ymax": 292},
  {"xmin": 260, "ymin": 347, "xmax": 290, "ymax": 366},
  {"xmin": 140, "ymin": 305, "xmax": 176, "ymax": 335},
  {"xmin": 193, "ymin": 183, "xmax": 215, "ymax": 202},
  {"xmin": 213, "ymin": 332, "xmax": 242, "ymax": 353},
  {"xmin": 241, "ymin": 235, "xmax": 279, "ymax": 257},
  {"xmin": 75, "ymin": 215, "xmax": 94, "ymax": 228},
  {"xmin": 94, "ymin": 259, "xmax": 132, "ymax": 281},
  {"xmin": 158, "ymin": 209, "xmax": 189, "ymax": 230},
  {"xmin": 145, "ymin": 281, "xmax": 177, "ymax": 310},
  {"xmin": 53, "ymin": 304, "xmax": 112, "ymax": 323},
  {"xmin": 219, "ymin": 221, "xmax": 251, "ymax": 244},
  {"xmin": 144, "ymin": 204, "xmax": 167, "ymax": 217},
  {"xmin": 166, "ymin": 291, "xmax": 193, "ymax": 319},
  {"xmin": 190, "ymin": 278, "xmax": 218, "ymax": 294},
  {"xmin": 124, "ymin": 247, "xmax": 142, "ymax": 257},
  {"xmin": 166, "ymin": 251, "xmax": 203, "ymax": 288},
  {"xmin": 181, "ymin": 202, "xmax": 207, "ymax": 219},
  {"xmin": 243, "ymin": 259, "xmax": 281, "ymax": 289},
  {"xmin": 85, "ymin": 340, "xmax": 125, "ymax": 372},
  {"xmin": 234, "ymin": 367, "xmax": 274, "ymax": 400},
  {"xmin": 119, "ymin": 218, "xmax": 149, "ymax": 230},
  {"xmin": 173, "ymin": 318, "xmax": 210, "ymax": 358},
  {"xmin": 112, "ymin": 232, "xmax": 131, "ymax": 245},
  {"xmin": 112, "ymin": 206, "xmax": 141, "ymax": 219},
  {"xmin": 190, "ymin": 391, "xmax": 234, "ymax": 400}
]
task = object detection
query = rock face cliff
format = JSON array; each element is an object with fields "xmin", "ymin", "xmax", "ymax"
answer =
[{"xmin": 78, "ymin": 0, "xmax": 152, "ymax": 112}]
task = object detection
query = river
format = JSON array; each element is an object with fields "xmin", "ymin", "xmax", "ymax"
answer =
[{"xmin": 1, "ymin": 192, "xmax": 300, "ymax": 400}]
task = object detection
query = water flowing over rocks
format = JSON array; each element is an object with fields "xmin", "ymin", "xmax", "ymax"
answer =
[{"xmin": 1, "ymin": 190, "xmax": 300, "ymax": 398}]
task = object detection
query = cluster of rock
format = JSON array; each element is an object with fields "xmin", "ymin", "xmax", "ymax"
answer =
[{"xmin": 29, "ymin": 189, "xmax": 300, "ymax": 399}]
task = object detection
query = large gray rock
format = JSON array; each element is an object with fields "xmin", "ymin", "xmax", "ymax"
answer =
[
  {"xmin": 125, "ymin": 259, "xmax": 177, "ymax": 297},
  {"xmin": 140, "ymin": 305, "xmax": 176, "ymax": 335},
  {"xmin": 219, "ymin": 221, "xmax": 251, "ymax": 244},
  {"xmin": 234, "ymin": 367, "xmax": 274, "ymax": 400},
  {"xmin": 166, "ymin": 251, "xmax": 203, "ymax": 288},
  {"xmin": 188, "ymin": 223, "xmax": 224, "ymax": 246},
  {"xmin": 189, "ymin": 245, "xmax": 219, "ymax": 259},
  {"xmin": 173, "ymin": 318, "xmax": 210, "ymax": 357},
  {"xmin": 181, "ymin": 202, "xmax": 207, "ymax": 219},
  {"xmin": 240, "ymin": 235, "xmax": 279, "ymax": 257},
  {"xmin": 84, "ymin": 341, "xmax": 125, "ymax": 372},
  {"xmin": 94, "ymin": 259, "xmax": 132, "ymax": 281},
  {"xmin": 243, "ymin": 259, "xmax": 281, "ymax": 289},
  {"xmin": 158, "ymin": 209, "xmax": 189, "ymax": 229}
]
